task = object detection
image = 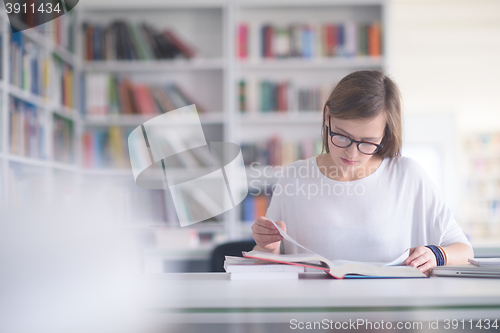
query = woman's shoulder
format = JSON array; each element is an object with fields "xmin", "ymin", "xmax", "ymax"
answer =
[
  {"xmin": 384, "ymin": 155, "xmax": 432, "ymax": 182},
  {"xmin": 385, "ymin": 155, "xmax": 423, "ymax": 170},
  {"xmin": 275, "ymin": 156, "xmax": 318, "ymax": 181}
]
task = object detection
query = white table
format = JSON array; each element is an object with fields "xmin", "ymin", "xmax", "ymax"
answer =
[{"xmin": 142, "ymin": 273, "xmax": 500, "ymax": 326}]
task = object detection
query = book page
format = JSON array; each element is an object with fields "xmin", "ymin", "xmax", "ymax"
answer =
[
  {"xmin": 268, "ymin": 218, "xmax": 317, "ymax": 255},
  {"xmin": 268, "ymin": 218, "xmax": 410, "ymax": 267}
]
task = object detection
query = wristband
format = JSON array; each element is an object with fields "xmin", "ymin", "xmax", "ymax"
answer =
[
  {"xmin": 436, "ymin": 245, "xmax": 448, "ymax": 266},
  {"xmin": 426, "ymin": 245, "xmax": 445, "ymax": 266}
]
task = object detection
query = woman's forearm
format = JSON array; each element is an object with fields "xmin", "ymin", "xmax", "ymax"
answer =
[{"xmin": 442, "ymin": 242, "xmax": 474, "ymax": 265}]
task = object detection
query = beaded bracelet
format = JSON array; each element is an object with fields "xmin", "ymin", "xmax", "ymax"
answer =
[{"xmin": 426, "ymin": 245, "xmax": 445, "ymax": 266}]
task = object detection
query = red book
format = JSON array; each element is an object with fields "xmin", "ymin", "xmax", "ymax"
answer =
[
  {"xmin": 278, "ymin": 83, "xmax": 287, "ymax": 112},
  {"xmin": 118, "ymin": 79, "xmax": 133, "ymax": 114},
  {"xmin": 238, "ymin": 23, "xmax": 248, "ymax": 59},
  {"xmin": 163, "ymin": 30, "xmax": 196, "ymax": 58},
  {"xmin": 368, "ymin": 21, "xmax": 381, "ymax": 56},
  {"xmin": 255, "ymin": 195, "xmax": 268, "ymax": 218},
  {"xmin": 83, "ymin": 132, "xmax": 93, "ymax": 168},
  {"xmin": 264, "ymin": 25, "xmax": 273, "ymax": 58},
  {"xmin": 133, "ymin": 85, "xmax": 158, "ymax": 115},
  {"xmin": 331, "ymin": 25, "xmax": 338, "ymax": 56},
  {"xmin": 324, "ymin": 24, "xmax": 332, "ymax": 57},
  {"xmin": 86, "ymin": 25, "xmax": 94, "ymax": 61}
]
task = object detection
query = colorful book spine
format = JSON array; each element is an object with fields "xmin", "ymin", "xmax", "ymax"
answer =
[
  {"xmin": 83, "ymin": 21, "xmax": 196, "ymax": 61},
  {"xmin": 53, "ymin": 114, "xmax": 74, "ymax": 163},
  {"xmin": 82, "ymin": 127, "xmax": 132, "ymax": 169},
  {"xmin": 241, "ymin": 137, "xmax": 323, "ymax": 167},
  {"xmin": 238, "ymin": 23, "xmax": 248, "ymax": 59},
  {"xmin": 245, "ymin": 21, "xmax": 382, "ymax": 60},
  {"xmin": 10, "ymin": 33, "xmax": 50, "ymax": 97},
  {"xmin": 241, "ymin": 194, "xmax": 271, "ymax": 222},
  {"xmin": 240, "ymin": 79, "xmax": 335, "ymax": 113},
  {"xmin": 84, "ymin": 74, "xmax": 207, "ymax": 116},
  {"xmin": 9, "ymin": 96, "xmax": 45, "ymax": 159}
]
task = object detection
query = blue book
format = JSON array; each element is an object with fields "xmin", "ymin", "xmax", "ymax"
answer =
[
  {"xmin": 337, "ymin": 24, "xmax": 345, "ymax": 56},
  {"xmin": 241, "ymin": 195, "xmax": 255, "ymax": 222}
]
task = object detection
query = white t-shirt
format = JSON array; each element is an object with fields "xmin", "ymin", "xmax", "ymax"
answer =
[{"xmin": 266, "ymin": 156, "xmax": 472, "ymax": 262}]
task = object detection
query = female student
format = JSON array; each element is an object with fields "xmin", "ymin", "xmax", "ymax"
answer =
[{"xmin": 251, "ymin": 70, "xmax": 473, "ymax": 275}]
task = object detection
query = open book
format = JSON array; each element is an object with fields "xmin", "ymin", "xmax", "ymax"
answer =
[{"xmin": 243, "ymin": 219, "xmax": 426, "ymax": 279}]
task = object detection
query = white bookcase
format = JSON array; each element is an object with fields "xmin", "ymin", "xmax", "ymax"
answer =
[
  {"xmin": 0, "ymin": 7, "xmax": 82, "ymax": 216},
  {"xmin": 0, "ymin": 0, "xmax": 391, "ymax": 269}
]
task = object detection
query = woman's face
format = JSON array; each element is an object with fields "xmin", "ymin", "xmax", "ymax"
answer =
[{"xmin": 326, "ymin": 112, "xmax": 386, "ymax": 173}]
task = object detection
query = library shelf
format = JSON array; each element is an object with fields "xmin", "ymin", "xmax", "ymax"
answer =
[
  {"xmin": 7, "ymin": 17, "xmax": 77, "ymax": 66},
  {"xmin": 238, "ymin": 112, "xmax": 322, "ymax": 124},
  {"xmin": 51, "ymin": 106, "xmax": 80, "ymax": 122},
  {"xmin": 83, "ymin": 112, "xmax": 224, "ymax": 127},
  {"xmin": 9, "ymin": 86, "xmax": 48, "ymax": 109},
  {"xmin": 237, "ymin": 56, "xmax": 383, "ymax": 71},
  {"xmin": 83, "ymin": 58, "xmax": 226, "ymax": 72}
]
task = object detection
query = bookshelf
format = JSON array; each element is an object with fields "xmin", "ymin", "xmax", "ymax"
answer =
[
  {"xmin": 0, "ymin": 7, "xmax": 82, "ymax": 216},
  {"xmin": 0, "ymin": 0, "xmax": 393, "ymax": 269},
  {"xmin": 461, "ymin": 132, "xmax": 500, "ymax": 247}
]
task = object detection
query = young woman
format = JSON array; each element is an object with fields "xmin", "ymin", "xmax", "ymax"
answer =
[{"xmin": 251, "ymin": 70, "xmax": 473, "ymax": 275}]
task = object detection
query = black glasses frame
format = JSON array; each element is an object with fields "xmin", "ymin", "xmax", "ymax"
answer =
[{"xmin": 328, "ymin": 117, "xmax": 383, "ymax": 155}]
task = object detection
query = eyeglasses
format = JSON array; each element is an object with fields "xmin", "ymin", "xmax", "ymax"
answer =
[{"xmin": 328, "ymin": 117, "xmax": 383, "ymax": 155}]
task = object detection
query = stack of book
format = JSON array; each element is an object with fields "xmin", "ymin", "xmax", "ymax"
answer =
[
  {"xmin": 9, "ymin": 96, "xmax": 45, "ymax": 159},
  {"xmin": 224, "ymin": 256, "xmax": 305, "ymax": 280},
  {"xmin": 83, "ymin": 21, "xmax": 196, "ymax": 61},
  {"xmin": 237, "ymin": 21, "xmax": 381, "ymax": 59},
  {"xmin": 10, "ymin": 33, "xmax": 48, "ymax": 97},
  {"xmin": 240, "ymin": 136, "xmax": 323, "ymax": 167},
  {"xmin": 239, "ymin": 79, "xmax": 334, "ymax": 113},
  {"xmin": 84, "ymin": 74, "xmax": 206, "ymax": 116}
]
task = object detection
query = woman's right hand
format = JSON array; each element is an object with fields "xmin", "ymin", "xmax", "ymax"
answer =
[{"xmin": 251, "ymin": 217, "xmax": 286, "ymax": 253}]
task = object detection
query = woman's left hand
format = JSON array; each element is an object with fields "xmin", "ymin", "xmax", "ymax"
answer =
[{"xmin": 405, "ymin": 246, "xmax": 436, "ymax": 276}]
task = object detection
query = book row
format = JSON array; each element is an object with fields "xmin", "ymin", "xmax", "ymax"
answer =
[
  {"xmin": 10, "ymin": 33, "xmax": 47, "ymax": 96},
  {"xmin": 83, "ymin": 126, "xmax": 216, "ymax": 169},
  {"xmin": 10, "ymin": 32, "xmax": 75, "ymax": 108},
  {"xmin": 237, "ymin": 21, "xmax": 382, "ymax": 59},
  {"xmin": 239, "ymin": 79, "xmax": 334, "ymax": 113},
  {"xmin": 9, "ymin": 6, "xmax": 75, "ymax": 51},
  {"xmin": 469, "ymin": 158, "xmax": 500, "ymax": 177},
  {"xmin": 465, "ymin": 201, "xmax": 500, "ymax": 224},
  {"xmin": 84, "ymin": 74, "xmax": 206, "ymax": 116},
  {"xmin": 83, "ymin": 21, "xmax": 195, "ymax": 61},
  {"xmin": 464, "ymin": 133, "xmax": 500, "ymax": 154},
  {"xmin": 53, "ymin": 114, "xmax": 74, "ymax": 164},
  {"xmin": 9, "ymin": 96, "xmax": 45, "ymax": 159},
  {"xmin": 82, "ymin": 127, "xmax": 132, "ymax": 169},
  {"xmin": 240, "ymin": 194, "xmax": 271, "ymax": 222},
  {"xmin": 466, "ymin": 180, "xmax": 500, "ymax": 200},
  {"xmin": 241, "ymin": 136, "xmax": 323, "ymax": 167}
]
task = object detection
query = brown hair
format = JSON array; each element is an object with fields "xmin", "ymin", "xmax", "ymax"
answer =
[{"xmin": 321, "ymin": 70, "xmax": 402, "ymax": 158}]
